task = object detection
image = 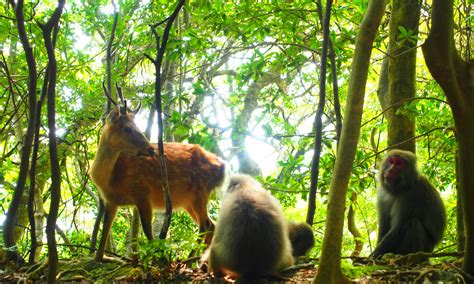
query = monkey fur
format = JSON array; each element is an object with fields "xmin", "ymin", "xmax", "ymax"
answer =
[
  {"xmin": 205, "ymin": 174, "xmax": 294, "ymax": 278},
  {"xmin": 287, "ymin": 222, "xmax": 315, "ymax": 257},
  {"xmin": 372, "ymin": 149, "xmax": 446, "ymax": 258}
]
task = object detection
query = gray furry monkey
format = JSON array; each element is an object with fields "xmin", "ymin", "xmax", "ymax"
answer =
[
  {"xmin": 287, "ymin": 222, "xmax": 315, "ymax": 257},
  {"xmin": 204, "ymin": 174, "xmax": 294, "ymax": 278}
]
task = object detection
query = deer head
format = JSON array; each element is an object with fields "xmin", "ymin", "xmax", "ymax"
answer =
[{"xmin": 101, "ymin": 82, "xmax": 155, "ymax": 157}]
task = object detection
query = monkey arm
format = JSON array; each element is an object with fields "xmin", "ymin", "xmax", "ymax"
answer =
[
  {"xmin": 376, "ymin": 196, "xmax": 392, "ymax": 244},
  {"xmin": 376, "ymin": 211, "xmax": 391, "ymax": 244},
  {"xmin": 371, "ymin": 222, "xmax": 406, "ymax": 257}
]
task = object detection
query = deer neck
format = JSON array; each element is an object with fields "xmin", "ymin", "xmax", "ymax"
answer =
[{"xmin": 91, "ymin": 139, "xmax": 121, "ymax": 188}]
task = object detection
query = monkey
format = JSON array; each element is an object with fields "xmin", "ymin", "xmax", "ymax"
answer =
[
  {"xmin": 287, "ymin": 222, "xmax": 315, "ymax": 257},
  {"xmin": 371, "ymin": 149, "xmax": 446, "ymax": 258},
  {"xmin": 203, "ymin": 174, "xmax": 294, "ymax": 279}
]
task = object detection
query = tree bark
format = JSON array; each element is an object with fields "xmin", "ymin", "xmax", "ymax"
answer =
[
  {"xmin": 455, "ymin": 151, "xmax": 465, "ymax": 252},
  {"xmin": 28, "ymin": 67, "xmax": 47, "ymax": 264},
  {"xmin": 231, "ymin": 71, "xmax": 283, "ymax": 176},
  {"xmin": 348, "ymin": 192, "xmax": 363, "ymax": 257},
  {"xmin": 39, "ymin": 2, "xmax": 65, "ymax": 282},
  {"xmin": 377, "ymin": 56, "xmax": 389, "ymax": 111},
  {"xmin": 306, "ymin": 0, "xmax": 332, "ymax": 226},
  {"xmin": 386, "ymin": 0, "xmax": 419, "ymax": 153},
  {"xmin": 126, "ymin": 208, "xmax": 140, "ymax": 258},
  {"xmin": 422, "ymin": 0, "xmax": 474, "ymax": 276},
  {"xmin": 314, "ymin": 0, "xmax": 386, "ymax": 282},
  {"xmin": 3, "ymin": 0, "xmax": 38, "ymax": 264},
  {"xmin": 105, "ymin": 0, "xmax": 119, "ymax": 113},
  {"xmin": 146, "ymin": 0, "xmax": 185, "ymax": 241}
]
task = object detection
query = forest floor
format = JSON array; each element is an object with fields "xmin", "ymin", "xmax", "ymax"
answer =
[{"xmin": 0, "ymin": 253, "xmax": 467, "ymax": 283}]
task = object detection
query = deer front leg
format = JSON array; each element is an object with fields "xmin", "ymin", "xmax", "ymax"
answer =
[{"xmin": 95, "ymin": 204, "xmax": 118, "ymax": 261}]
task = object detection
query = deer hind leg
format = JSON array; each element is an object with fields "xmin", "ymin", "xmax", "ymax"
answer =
[
  {"xmin": 136, "ymin": 200, "xmax": 154, "ymax": 240},
  {"xmin": 95, "ymin": 203, "xmax": 118, "ymax": 261},
  {"xmin": 187, "ymin": 195, "xmax": 214, "ymax": 245}
]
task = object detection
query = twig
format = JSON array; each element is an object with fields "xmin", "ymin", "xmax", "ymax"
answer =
[{"xmin": 145, "ymin": 0, "xmax": 185, "ymax": 241}]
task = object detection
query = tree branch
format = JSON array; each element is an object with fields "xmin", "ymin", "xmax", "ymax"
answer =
[{"xmin": 146, "ymin": 0, "xmax": 185, "ymax": 241}]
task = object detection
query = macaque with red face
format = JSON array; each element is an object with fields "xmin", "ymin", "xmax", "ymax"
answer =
[{"xmin": 371, "ymin": 149, "xmax": 446, "ymax": 258}]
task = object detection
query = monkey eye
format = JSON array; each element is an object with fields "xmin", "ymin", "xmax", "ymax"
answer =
[{"xmin": 388, "ymin": 156, "xmax": 405, "ymax": 167}]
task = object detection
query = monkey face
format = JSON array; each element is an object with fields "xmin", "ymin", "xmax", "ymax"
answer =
[
  {"xmin": 380, "ymin": 155, "xmax": 412, "ymax": 191},
  {"xmin": 384, "ymin": 156, "xmax": 406, "ymax": 182}
]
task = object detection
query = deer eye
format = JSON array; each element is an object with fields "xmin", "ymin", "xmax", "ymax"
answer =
[{"xmin": 124, "ymin": 127, "xmax": 132, "ymax": 134}]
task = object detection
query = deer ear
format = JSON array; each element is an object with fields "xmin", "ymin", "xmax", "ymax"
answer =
[{"xmin": 106, "ymin": 106, "xmax": 121, "ymax": 124}]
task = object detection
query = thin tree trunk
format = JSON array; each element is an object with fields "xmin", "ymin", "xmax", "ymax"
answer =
[
  {"xmin": 145, "ymin": 0, "xmax": 185, "ymax": 240},
  {"xmin": 314, "ymin": 0, "xmax": 386, "ymax": 282},
  {"xmin": 33, "ymin": 177, "xmax": 46, "ymax": 262},
  {"xmin": 90, "ymin": 1, "xmax": 120, "ymax": 255},
  {"xmin": 144, "ymin": 108, "xmax": 156, "ymax": 140},
  {"xmin": 230, "ymin": 71, "xmax": 282, "ymax": 176},
  {"xmin": 3, "ymin": 0, "xmax": 38, "ymax": 264},
  {"xmin": 90, "ymin": 199, "xmax": 104, "ymax": 254},
  {"xmin": 39, "ymin": 2, "xmax": 65, "ymax": 281},
  {"xmin": 306, "ymin": 0, "xmax": 332, "ymax": 226},
  {"xmin": 347, "ymin": 193, "xmax": 363, "ymax": 257},
  {"xmin": 126, "ymin": 208, "xmax": 140, "ymax": 258},
  {"xmin": 28, "ymin": 66, "xmax": 48, "ymax": 264},
  {"xmin": 28, "ymin": 22, "xmax": 58, "ymax": 263},
  {"xmin": 105, "ymin": 0, "xmax": 119, "ymax": 112}
]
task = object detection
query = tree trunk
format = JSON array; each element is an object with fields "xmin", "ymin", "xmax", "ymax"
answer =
[
  {"xmin": 306, "ymin": 0, "xmax": 332, "ymax": 226},
  {"xmin": 126, "ymin": 208, "xmax": 140, "ymax": 258},
  {"xmin": 313, "ymin": 0, "xmax": 386, "ymax": 282},
  {"xmin": 455, "ymin": 151, "xmax": 465, "ymax": 252},
  {"xmin": 422, "ymin": 0, "xmax": 474, "ymax": 276},
  {"xmin": 146, "ymin": 0, "xmax": 185, "ymax": 241},
  {"xmin": 3, "ymin": 0, "xmax": 38, "ymax": 264},
  {"xmin": 386, "ymin": 0, "xmax": 419, "ymax": 152},
  {"xmin": 90, "ymin": 199, "xmax": 104, "ymax": 254},
  {"xmin": 231, "ymin": 71, "xmax": 282, "ymax": 176},
  {"xmin": 377, "ymin": 56, "xmax": 389, "ymax": 111},
  {"xmin": 40, "ymin": 1, "xmax": 65, "ymax": 281},
  {"xmin": 348, "ymin": 192, "xmax": 363, "ymax": 257},
  {"xmin": 33, "ymin": 178, "xmax": 46, "ymax": 262}
]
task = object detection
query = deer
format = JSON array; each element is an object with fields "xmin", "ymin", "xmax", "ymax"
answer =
[{"xmin": 90, "ymin": 83, "xmax": 226, "ymax": 261}]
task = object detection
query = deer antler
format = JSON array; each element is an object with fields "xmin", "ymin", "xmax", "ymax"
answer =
[
  {"xmin": 103, "ymin": 81, "xmax": 141, "ymax": 115},
  {"xmin": 131, "ymin": 101, "xmax": 142, "ymax": 114}
]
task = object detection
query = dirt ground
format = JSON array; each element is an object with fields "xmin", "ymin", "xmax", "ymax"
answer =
[{"xmin": 0, "ymin": 253, "xmax": 469, "ymax": 283}]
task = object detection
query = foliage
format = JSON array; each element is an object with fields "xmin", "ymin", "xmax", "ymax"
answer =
[{"xmin": 0, "ymin": 0, "xmax": 468, "ymax": 278}]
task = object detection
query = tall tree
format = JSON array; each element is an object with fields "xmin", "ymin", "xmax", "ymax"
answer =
[
  {"xmin": 422, "ymin": 0, "xmax": 474, "ymax": 277},
  {"xmin": 385, "ymin": 0, "xmax": 420, "ymax": 152},
  {"xmin": 314, "ymin": 0, "xmax": 386, "ymax": 282}
]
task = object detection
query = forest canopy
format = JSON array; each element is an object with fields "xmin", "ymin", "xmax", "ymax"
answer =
[{"xmin": 0, "ymin": 0, "xmax": 472, "ymax": 282}]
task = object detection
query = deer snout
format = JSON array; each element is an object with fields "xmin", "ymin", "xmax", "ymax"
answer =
[{"xmin": 148, "ymin": 147, "xmax": 155, "ymax": 157}]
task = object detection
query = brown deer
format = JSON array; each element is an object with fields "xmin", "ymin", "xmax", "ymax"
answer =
[{"xmin": 90, "ymin": 84, "xmax": 225, "ymax": 261}]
